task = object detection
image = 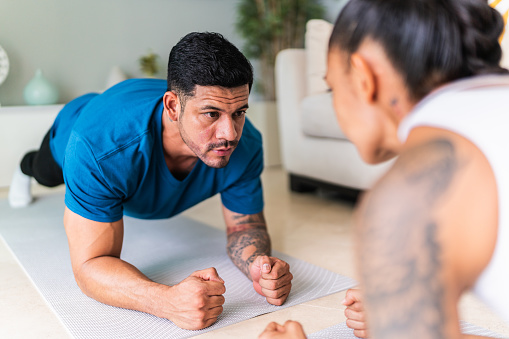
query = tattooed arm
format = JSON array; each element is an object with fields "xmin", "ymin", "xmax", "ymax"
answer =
[
  {"xmin": 355, "ymin": 130, "xmax": 498, "ymax": 339},
  {"xmin": 225, "ymin": 210, "xmax": 271, "ymax": 277},
  {"xmin": 223, "ymin": 206, "xmax": 293, "ymax": 305}
]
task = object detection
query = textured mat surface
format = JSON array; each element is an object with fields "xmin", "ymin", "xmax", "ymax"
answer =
[
  {"xmin": 0, "ymin": 193, "xmax": 356, "ymax": 338},
  {"xmin": 308, "ymin": 321, "xmax": 508, "ymax": 338}
]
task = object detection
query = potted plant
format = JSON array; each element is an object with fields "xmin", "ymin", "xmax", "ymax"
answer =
[
  {"xmin": 236, "ymin": 0, "xmax": 326, "ymax": 167},
  {"xmin": 139, "ymin": 50, "xmax": 160, "ymax": 78},
  {"xmin": 236, "ymin": 0, "xmax": 325, "ymax": 100}
]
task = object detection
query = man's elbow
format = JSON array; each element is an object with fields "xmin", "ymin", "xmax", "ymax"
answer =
[{"xmin": 70, "ymin": 258, "xmax": 96, "ymax": 298}]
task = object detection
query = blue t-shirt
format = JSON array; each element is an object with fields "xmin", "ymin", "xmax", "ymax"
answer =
[{"xmin": 49, "ymin": 79, "xmax": 264, "ymax": 223}]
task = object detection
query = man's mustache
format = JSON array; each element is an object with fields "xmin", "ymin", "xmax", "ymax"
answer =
[{"xmin": 208, "ymin": 140, "xmax": 238, "ymax": 151}]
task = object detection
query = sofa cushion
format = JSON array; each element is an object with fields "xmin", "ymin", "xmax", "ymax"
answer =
[
  {"xmin": 305, "ymin": 19, "xmax": 333, "ymax": 95},
  {"xmin": 300, "ymin": 92, "xmax": 348, "ymax": 141}
]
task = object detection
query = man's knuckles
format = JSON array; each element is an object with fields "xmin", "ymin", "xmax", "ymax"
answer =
[
  {"xmin": 186, "ymin": 278, "xmax": 225, "ymax": 296},
  {"xmin": 266, "ymin": 295, "xmax": 288, "ymax": 306},
  {"xmin": 189, "ymin": 294, "xmax": 225, "ymax": 310},
  {"xmin": 213, "ymin": 283, "xmax": 226, "ymax": 295},
  {"xmin": 261, "ymin": 289, "xmax": 283, "ymax": 299},
  {"xmin": 261, "ymin": 284, "xmax": 291, "ymax": 299},
  {"xmin": 189, "ymin": 297, "xmax": 208, "ymax": 309},
  {"xmin": 259, "ymin": 274, "xmax": 292, "ymax": 290},
  {"xmin": 210, "ymin": 305, "xmax": 223, "ymax": 316},
  {"xmin": 214, "ymin": 295, "xmax": 226, "ymax": 305},
  {"xmin": 258, "ymin": 278, "xmax": 279, "ymax": 290},
  {"xmin": 184, "ymin": 281, "xmax": 208, "ymax": 295},
  {"xmin": 267, "ymin": 266, "xmax": 291, "ymax": 280}
]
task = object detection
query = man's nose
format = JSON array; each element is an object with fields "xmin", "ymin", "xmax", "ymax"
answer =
[{"xmin": 216, "ymin": 116, "xmax": 237, "ymax": 141}]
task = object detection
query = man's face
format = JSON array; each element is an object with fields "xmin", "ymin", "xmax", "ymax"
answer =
[{"xmin": 178, "ymin": 84, "xmax": 249, "ymax": 168}]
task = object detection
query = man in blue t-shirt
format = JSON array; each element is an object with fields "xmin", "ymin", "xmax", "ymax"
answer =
[{"xmin": 9, "ymin": 32, "xmax": 293, "ymax": 330}]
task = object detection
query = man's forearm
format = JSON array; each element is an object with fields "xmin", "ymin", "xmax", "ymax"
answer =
[
  {"xmin": 224, "ymin": 209, "xmax": 292, "ymax": 306},
  {"xmin": 226, "ymin": 213, "xmax": 271, "ymax": 279},
  {"xmin": 75, "ymin": 257, "xmax": 226, "ymax": 330},
  {"xmin": 76, "ymin": 256, "xmax": 166, "ymax": 317}
]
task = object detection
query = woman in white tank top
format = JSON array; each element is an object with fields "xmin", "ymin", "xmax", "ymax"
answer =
[{"xmin": 259, "ymin": 0, "xmax": 509, "ymax": 338}]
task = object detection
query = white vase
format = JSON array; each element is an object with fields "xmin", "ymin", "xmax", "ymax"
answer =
[{"xmin": 23, "ymin": 69, "xmax": 59, "ymax": 105}]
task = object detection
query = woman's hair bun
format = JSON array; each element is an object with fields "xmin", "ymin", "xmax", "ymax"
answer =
[{"xmin": 451, "ymin": 0, "xmax": 506, "ymax": 76}]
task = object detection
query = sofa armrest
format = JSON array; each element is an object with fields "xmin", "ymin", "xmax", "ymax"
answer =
[{"xmin": 275, "ymin": 49, "xmax": 307, "ymax": 169}]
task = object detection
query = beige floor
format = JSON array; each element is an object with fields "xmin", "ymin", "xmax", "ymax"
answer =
[{"xmin": 1, "ymin": 166, "xmax": 508, "ymax": 338}]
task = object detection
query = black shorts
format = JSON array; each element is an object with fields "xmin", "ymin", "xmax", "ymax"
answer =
[{"xmin": 20, "ymin": 130, "xmax": 64, "ymax": 187}]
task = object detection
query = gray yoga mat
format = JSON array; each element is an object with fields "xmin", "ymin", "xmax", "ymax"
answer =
[
  {"xmin": 308, "ymin": 321, "xmax": 508, "ymax": 338},
  {"xmin": 0, "ymin": 193, "xmax": 357, "ymax": 339}
]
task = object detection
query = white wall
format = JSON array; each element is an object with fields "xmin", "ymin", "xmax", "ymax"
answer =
[
  {"xmin": 0, "ymin": 0, "xmax": 346, "ymax": 186},
  {"xmin": 0, "ymin": 0, "xmax": 243, "ymax": 106},
  {"xmin": 0, "ymin": 0, "xmax": 346, "ymax": 106}
]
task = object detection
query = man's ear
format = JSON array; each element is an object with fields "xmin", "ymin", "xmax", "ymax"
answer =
[
  {"xmin": 350, "ymin": 53, "xmax": 376, "ymax": 104},
  {"xmin": 163, "ymin": 91, "xmax": 180, "ymax": 121}
]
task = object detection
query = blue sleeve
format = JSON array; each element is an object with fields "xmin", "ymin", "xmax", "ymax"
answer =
[
  {"xmin": 220, "ymin": 146, "xmax": 264, "ymax": 215},
  {"xmin": 63, "ymin": 131, "xmax": 124, "ymax": 223}
]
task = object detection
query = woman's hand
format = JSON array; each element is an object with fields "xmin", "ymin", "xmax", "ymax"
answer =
[
  {"xmin": 259, "ymin": 320, "xmax": 306, "ymax": 339},
  {"xmin": 343, "ymin": 289, "xmax": 369, "ymax": 338}
]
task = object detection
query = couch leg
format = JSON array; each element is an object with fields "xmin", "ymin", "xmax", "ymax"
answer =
[
  {"xmin": 289, "ymin": 174, "xmax": 318, "ymax": 193},
  {"xmin": 288, "ymin": 174, "xmax": 361, "ymax": 203}
]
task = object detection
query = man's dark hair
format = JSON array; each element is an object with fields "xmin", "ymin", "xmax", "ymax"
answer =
[
  {"xmin": 167, "ymin": 32, "xmax": 253, "ymax": 110},
  {"xmin": 329, "ymin": 0, "xmax": 508, "ymax": 101}
]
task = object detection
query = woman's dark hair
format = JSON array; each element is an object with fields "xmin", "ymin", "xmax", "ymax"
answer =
[
  {"xmin": 167, "ymin": 32, "xmax": 253, "ymax": 108},
  {"xmin": 329, "ymin": 0, "xmax": 508, "ymax": 101}
]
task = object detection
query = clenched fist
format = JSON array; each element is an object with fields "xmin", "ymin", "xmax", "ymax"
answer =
[
  {"xmin": 250, "ymin": 256, "xmax": 293, "ymax": 306},
  {"xmin": 159, "ymin": 267, "xmax": 226, "ymax": 330},
  {"xmin": 343, "ymin": 288, "xmax": 369, "ymax": 338}
]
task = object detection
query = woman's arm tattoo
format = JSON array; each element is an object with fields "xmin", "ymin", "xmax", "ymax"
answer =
[
  {"xmin": 226, "ymin": 212, "xmax": 271, "ymax": 279},
  {"xmin": 358, "ymin": 139, "xmax": 459, "ymax": 339}
]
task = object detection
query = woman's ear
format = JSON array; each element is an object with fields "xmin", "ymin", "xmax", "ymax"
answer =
[
  {"xmin": 350, "ymin": 53, "xmax": 376, "ymax": 104},
  {"xmin": 163, "ymin": 91, "xmax": 180, "ymax": 121}
]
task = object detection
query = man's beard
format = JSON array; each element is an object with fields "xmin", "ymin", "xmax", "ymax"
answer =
[{"xmin": 179, "ymin": 123, "xmax": 239, "ymax": 169}]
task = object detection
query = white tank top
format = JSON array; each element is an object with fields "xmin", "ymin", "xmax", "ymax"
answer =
[{"xmin": 398, "ymin": 75, "xmax": 509, "ymax": 324}]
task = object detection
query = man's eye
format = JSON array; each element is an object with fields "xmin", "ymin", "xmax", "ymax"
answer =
[
  {"xmin": 234, "ymin": 111, "xmax": 246, "ymax": 118},
  {"xmin": 204, "ymin": 112, "xmax": 219, "ymax": 118}
]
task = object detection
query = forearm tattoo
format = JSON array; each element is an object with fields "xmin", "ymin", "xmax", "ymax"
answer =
[
  {"xmin": 227, "ymin": 212, "xmax": 271, "ymax": 279},
  {"xmin": 358, "ymin": 139, "xmax": 459, "ymax": 339}
]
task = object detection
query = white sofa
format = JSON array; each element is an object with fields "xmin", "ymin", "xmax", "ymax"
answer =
[
  {"xmin": 275, "ymin": 20, "xmax": 392, "ymax": 194},
  {"xmin": 275, "ymin": 49, "xmax": 392, "ymax": 193}
]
